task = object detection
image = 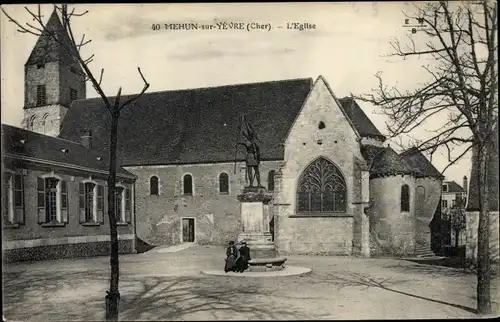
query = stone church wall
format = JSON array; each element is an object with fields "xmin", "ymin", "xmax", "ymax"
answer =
[
  {"xmin": 369, "ymin": 175, "xmax": 416, "ymax": 256},
  {"xmin": 128, "ymin": 160, "xmax": 281, "ymax": 246},
  {"xmin": 276, "ymin": 76, "xmax": 364, "ymax": 255},
  {"xmin": 414, "ymin": 177, "xmax": 442, "ymax": 250}
]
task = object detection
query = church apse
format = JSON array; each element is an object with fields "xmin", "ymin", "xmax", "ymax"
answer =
[{"xmin": 369, "ymin": 175, "xmax": 417, "ymax": 256}]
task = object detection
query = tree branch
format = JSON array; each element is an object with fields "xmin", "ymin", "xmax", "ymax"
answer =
[{"xmin": 118, "ymin": 68, "xmax": 150, "ymax": 111}]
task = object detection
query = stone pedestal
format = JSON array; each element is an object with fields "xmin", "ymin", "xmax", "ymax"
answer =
[{"xmin": 237, "ymin": 187, "xmax": 276, "ymax": 259}]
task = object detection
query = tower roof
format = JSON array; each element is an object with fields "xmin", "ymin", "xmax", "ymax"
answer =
[
  {"xmin": 400, "ymin": 147, "xmax": 444, "ymax": 179},
  {"xmin": 25, "ymin": 8, "xmax": 76, "ymax": 66},
  {"xmin": 370, "ymin": 147, "xmax": 420, "ymax": 179}
]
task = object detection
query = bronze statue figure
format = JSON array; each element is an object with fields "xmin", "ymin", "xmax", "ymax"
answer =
[
  {"xmin": 238, "ymin": 130, "xmax": 263, "ymax": 188},
  {"xmin": 235, "ymin": 115, "xmax": 263, "ymax": 188}
]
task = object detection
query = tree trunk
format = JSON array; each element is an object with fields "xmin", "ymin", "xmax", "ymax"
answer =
[
  {"xmin": 476, "ymin": 145, "xmax": 491, "ymax": 315},
  {"xmin": 106, "ymin": 114, "xmax": 120, "ymax": 321}
]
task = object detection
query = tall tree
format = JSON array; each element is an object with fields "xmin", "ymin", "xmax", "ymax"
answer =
[
  {"xmin": 356, "ymin": 1, "xmax": 497, "ymax": 315},
  {"xmin": 1, "ymin": 4, "xmax": 150, "ymax": 321}
]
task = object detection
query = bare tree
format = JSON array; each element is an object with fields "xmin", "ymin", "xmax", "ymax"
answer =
[
  {"xmin": 356, "ymin": 1, "xmax": 497, "ymax": 315},
  {"xmin": 1, "ymin": 4, "xmax": 150, "ymax": 321}
]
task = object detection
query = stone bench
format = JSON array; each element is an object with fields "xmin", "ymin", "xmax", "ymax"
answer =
[{"xmin": 248, "ymin": 257, "xmax": 287, "ymax": 267}]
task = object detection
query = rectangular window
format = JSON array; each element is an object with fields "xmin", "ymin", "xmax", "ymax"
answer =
[
  {"xmin": 3, "ymin": 175, "xmax": 12, "ymax": 223},
  {"xmin": 3, "ymin": 173, "xmax": 24, "ymax": 225},
  {"xmin": 97, "ymin": 185, "xmax": 104, "ymax": 211},
  {"xmin": 97, "ymin": 185, "xmax": 104, "ymax": 224},
  {"xmin": 442, "ymin": 184, "xmax": 448, "ymax": 192},
  {"xmin": 442, "ymin": 199, "xmax": 448, "ymax": 208},
  {"xmin": 36, "ymin": 85, "xmax": 46, "ymax": 106},
  {"xmin": 125, "ymin": 188, "xmax": 131, "ymax": 224},
  {"xmin": 45, "ymin": 178, "xmax": 58, "ymax": 222},
  {"xmin": 70, "ymin": 88, "xmax": 77, "ymax": 101},
  {"xmin": 115, "ymin": 187, "xmax": 124, "ymax": 222},
  {"xmin": 13, "ymin": 174, "xmax": 25, "ymax": 225},
  {"xmin": 84, "ymin": 183, "xmax": 94, "ymax": 222},
  {"xmin": 13, "ymin": 174, "xmax": 23, "ymax": 208}
]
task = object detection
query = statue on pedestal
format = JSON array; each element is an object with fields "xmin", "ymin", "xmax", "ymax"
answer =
[{"xmin": 234, "ymin": 115, "xmax": 264, "ymax": 189}]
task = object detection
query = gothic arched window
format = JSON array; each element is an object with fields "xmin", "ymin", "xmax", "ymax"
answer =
[
  {"xmin": 219, "ymin": 172, "xmax": 229, "ymax": 194},
  {"xmin": 28, "ymin": 115, "xmax": 36, "ymax": 131},
  {"xmin": 401, "ymin": 184, "xmax": 410, "ymax": 212},
  {"xmin": 268, "ymin": 170, "xmax": 275, "ymax": 192},
  {"xmin": 150, "ymin": 176, "xmax": 159, "ymax": 195},
  {"xmin": 297, "ymin": 157, "xmax": 347, "ymax": 213},
  {"xmin": 41, "ymin": 114, "xmax": 49, "ymax": 133}
]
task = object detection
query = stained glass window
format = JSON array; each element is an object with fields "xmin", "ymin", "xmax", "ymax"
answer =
[{"xmin": 297, "ymin": 158, "xmax": 347, "ymax": 213}]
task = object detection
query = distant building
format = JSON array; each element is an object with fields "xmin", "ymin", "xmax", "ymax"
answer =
[
  {"xmin": 441, "ymin": 177, "xmax": 467, "ymax": 214},
  {"xmin": 439, "ymin": 177, "xmax": 468, "ymax": 247}
]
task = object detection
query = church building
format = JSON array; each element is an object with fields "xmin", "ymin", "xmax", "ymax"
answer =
[{"xmin": 4, "ymin": 10, "xmax": 448, "ymax": 260}]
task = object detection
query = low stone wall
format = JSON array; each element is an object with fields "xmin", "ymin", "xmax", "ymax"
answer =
[
  {"xmin": 3, "ymin": 240, "xmax": 134, "ymax": 263},
  {"xmin": 466, "ymin": 211, "xmax": 499, "ymax": 264}
]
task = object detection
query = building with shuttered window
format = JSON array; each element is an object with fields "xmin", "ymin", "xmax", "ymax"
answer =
[{"xmin": 2, "ymin": 125, "xmax": 136, "ymax": 262}]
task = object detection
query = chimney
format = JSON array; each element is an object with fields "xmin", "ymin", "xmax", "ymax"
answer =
[
  {"xmin": 463, "ymin": 175, "xmax": 468, "ymax": 195},
  {"xmin": 81, "ymin": 130, "xmax": 92, "ymax": 149}
]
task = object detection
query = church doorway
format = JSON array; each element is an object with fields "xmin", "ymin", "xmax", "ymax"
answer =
[{"xmin": 182, "ymin": 218, "xmax": 195, "ymax": 243}]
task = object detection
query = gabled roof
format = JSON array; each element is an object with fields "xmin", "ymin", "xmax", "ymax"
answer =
[
  {"xmin": 1, "ymin": 124, "xmax": 134, "ymax": 177},
  {"xmin": 25, "ymin": 8, "xmax": 80, "ymax": 70},
  {"xmin": 369, "ymin": 146, "xmax": 420, "ymax": 179},
  {"xmin": 337, "ymin": 97, "xmax": 386, "ymax": 141},
  {"xmin": 400, "ymin": 147, "xmax": 444, "ymax": 179},
  {"xmin": 442, "ymin": 181, "xmax": 465, "ymax": 193},
  {"xmin": 60, "ymin": 78, "xmax": 313, "ymax": 166}
]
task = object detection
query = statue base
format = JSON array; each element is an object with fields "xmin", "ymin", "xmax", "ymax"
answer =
[
  {"xmin": 237, "ymin": 232, "xmax": 276, "ymax": 258},
  {"xmin": 237, "ymin": 187, "xmax": 282, "ymax": 264}
]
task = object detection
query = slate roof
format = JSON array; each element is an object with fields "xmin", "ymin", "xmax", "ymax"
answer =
[
  {"xmin": 369, "ymin": 146, "xmax": 420, "ymax": 179},
  {"xmin": 360, "ymin": 144, "xmax": 386, "ymax": 166},
  {"xmin": 1, "ymin": 124, "xmax": 134, "ymax": 177},
  {"xmin": 337, "ymin": 98, "xmax": 386, "ymax": 141},
  {"xmin": 400, "ymin": 147, "xmax": 444, "ymax": 179},
  {"xmin": 25, "ymin": 9, "xmax": 83, "ymax": 73},
  {"xmin": 59, "ymin": 78, "xmax": 313, "ymax": 166},
  {"xmin": 442, "ymin": 181, "xmax": 465, "ymax": 194}
]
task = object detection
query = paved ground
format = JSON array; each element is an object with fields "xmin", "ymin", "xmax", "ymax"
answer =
[{"xmin": 3, "ymin": 245, "xmax": 500, "ymax": 321}]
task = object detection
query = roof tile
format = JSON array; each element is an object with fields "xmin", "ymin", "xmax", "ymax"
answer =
[{"xmin": 2, "ymin": 124, "xmax": 134, "ymax": 177}]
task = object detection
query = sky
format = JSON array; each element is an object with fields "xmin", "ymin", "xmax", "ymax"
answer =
[{"xmin": 0, "ymin": 2, "xmax": 472, "ymax": 185}]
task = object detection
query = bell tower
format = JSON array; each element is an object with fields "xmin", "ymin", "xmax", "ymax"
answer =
[{"xmin": 21, "ymin": 8, "xmax": 86, "ymax": 137}]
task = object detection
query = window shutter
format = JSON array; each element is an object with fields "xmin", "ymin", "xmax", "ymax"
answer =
[
  {"xmin": 14, "ymin": 174, "xmax": 25, "ymax": 224},
  {"xmin": 97, "ymin": 185, "xmax": 104, "ymax": 224},
  {"xmin": 79, "ymin": 182, "xmax": 86, "ymax": 223},
  {"xmin": 125, "ymin": 188, "xmax": 131, "ymax": 224},
  {"xmin": 61, "ymin": 181, "xmax": 68, "ymax": 223},
  {"xmin": 37, "ymin": 177, "xmax": 45, "ymax": 224}
]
